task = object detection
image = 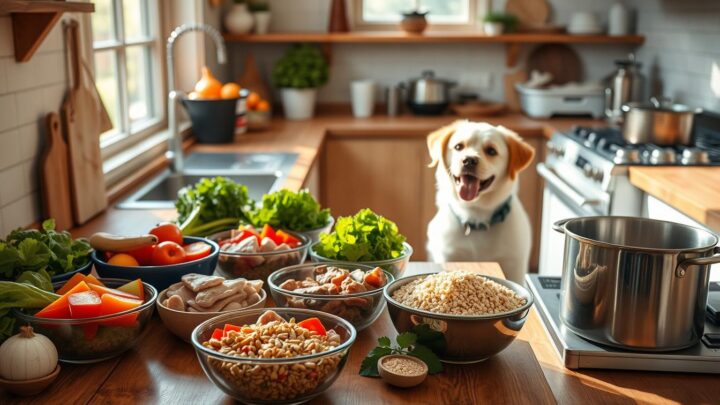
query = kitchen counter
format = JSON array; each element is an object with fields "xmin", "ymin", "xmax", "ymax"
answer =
[{"xmin": 629, "ymin": 166, "xmax": 720, "ymax": 232}]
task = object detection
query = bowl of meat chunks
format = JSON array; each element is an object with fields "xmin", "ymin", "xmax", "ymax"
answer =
[{"xmin": 267, "ymin": 263, "xmax": 393, "ymax": 330}]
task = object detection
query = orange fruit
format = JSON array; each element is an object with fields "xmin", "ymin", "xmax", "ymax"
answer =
[
  {"xmin": 194, "ymin": 67, "xmax": 222, "ymax": 99},
  {"xmin": 256, "ymin": 100, "xmax": 270, "ymax": 112},
  {"xmin": 246, "ymin": 92, "xmax": 260, "ymax": 109},
  {"xmin": 108, "ymin": 253, "xmax": 140, "ymax": 267},
  {"xmin": 220, "ymin": 82, "xmax": 241, "ymax": 99}
]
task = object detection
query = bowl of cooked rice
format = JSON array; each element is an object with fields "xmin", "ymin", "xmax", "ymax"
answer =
[{"xmin": 383, "ymin": 271, "xmax": 533, "ymax": 363}]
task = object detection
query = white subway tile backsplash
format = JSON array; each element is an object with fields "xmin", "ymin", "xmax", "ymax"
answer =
[
  {"xmin": 0, "ymin": 164, "xmax": 28, "ymax": 206},
  {"xmin": 1, "ymin": 193, "xmax": 39, "ymax": 232},
  {"xmin": 19, "ymin": 123, "xmax": 42, "ymax": 161},
  {"xmin": 0, "ymin": 128, "xmax": 22, "ymax": 170},
  {"xmin": 0, "ymin": 94, "xmax": 17, "ymax": 132},
  {"xmin": 0, "ymin": 17, "xmax": 13, "ymax": 58},
  {"xmin": 0, "ymin": 58, "xmax": 7, "ymax": 94},
  {"xmin": 15, "ymin": 87, "xmax": 46, "ymax": 126}
]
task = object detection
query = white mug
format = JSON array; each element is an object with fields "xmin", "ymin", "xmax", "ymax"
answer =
[{"xmin": 351, "ymin": 80, "xmax": 376, "ymax": 118}]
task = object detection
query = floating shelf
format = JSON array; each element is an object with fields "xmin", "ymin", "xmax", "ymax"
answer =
[
  {"xmin": 223, "ymin": 31, "xmax": 645, "ymax": 67},
  {"xmin": 0, "ymin": 0, "xmax": 95, "ymax": 62}
]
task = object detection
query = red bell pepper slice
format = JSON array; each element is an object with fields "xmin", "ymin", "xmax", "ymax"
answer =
[
  {"xmin": 211, "ymin": 328, "xmax": 224, "ymax": 341},
  {"xmin": 297, "ymin": 317, "xmax": 327, "ymax": 336},
  {"xmin": 68, "ymin": 290, "xmax": 102, "ymax": 319},
  {"xmin": 222, "ymin": 323, "xmax": 241, "ymax": 337},
  {"xmin": 276, "ymin": 230, "xmax": 301, "ymax": 247},
  {"xmin": 260, "ymin": 224, "xmax": 278, "ymax": 243}
]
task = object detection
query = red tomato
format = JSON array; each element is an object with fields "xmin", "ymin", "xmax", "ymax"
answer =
[
  {"xmin": 128, "ymin": 244, "xmax": 156, "ymax": 266},
  {"xmin": 152, "ymin": 241, "xmax": 187, "ymax": 265},
  {"xmin": 150, "ymin": 222, "xmax": 183, "ymax": 245},
  {"xmin": 183, "ymin": 242, "xmax": 212, "ymax": 262},
  {"xmin": 297, "ymin": 317, "xmax": 327, "ymax": 336}
]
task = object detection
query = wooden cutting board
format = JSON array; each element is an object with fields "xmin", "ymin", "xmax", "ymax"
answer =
[
  {"xmin": 238, "ymin": 52, "xmax": 272, "ymax": 103},
  {"xmin": 504, "ymin": 69, "xmax": 528, "ymax": 112},
  {"xmin": 62, "ymin": 20, "xmax": 107, "ymax": 225},
  {"xmin": 527, "ymin": 44, "xmax": 582, "ymax": 85},
  {"xmin": 505, "ymin": 0, "xmax": 550, "ymax": 31},
  {"xmin": 40, "ymin": 112, "xmax": 73, "ymax": 231}
]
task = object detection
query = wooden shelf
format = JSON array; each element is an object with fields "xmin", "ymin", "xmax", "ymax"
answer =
[
  {"xmin": 0, "ymin": 0, "xmax": 95, "ymax": 62},
  {"xmin": 223, "ymin": 31, "xmax": 644, "ymax": 67}
]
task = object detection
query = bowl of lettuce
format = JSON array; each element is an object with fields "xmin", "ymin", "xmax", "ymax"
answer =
[
  {"xmin": 309, "ymin": 209, "xmax": 412, "ymax": 277},
  {"xmin": 249, "ymin": 189, "xmax": 333, "ymax": 243}
]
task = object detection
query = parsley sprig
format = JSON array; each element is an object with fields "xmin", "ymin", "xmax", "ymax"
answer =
[{"xmin": 359, "ymin": 325, "xmax": 445, "ymax": 377}]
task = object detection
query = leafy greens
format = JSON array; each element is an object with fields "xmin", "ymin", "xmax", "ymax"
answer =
[
  {"xmin": 359, "ymin": 325, "xmax": 445, "ymax": 377},
  {"xmin": 314, "ymin": 209, "xmax": 406, "ymax": 262},
  {"xmin": 0, "ymin": 269, "xmax": 59, "ymax": 342},
  {"xmin": 176, "ymin": 177, "xmax": 255, "ymax": 237},
  {"xmin": 249, "ymin": 189, "xmax": 331, "ymax": 232}
]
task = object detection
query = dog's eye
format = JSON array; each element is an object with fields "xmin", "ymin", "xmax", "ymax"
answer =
[
  {"xmin": 454, "ymin": 143, "xmax": 464, "ymax": 151},
  {"xmin": 485, "ymin": 146, "xmax": 498, "ymax": 156}
]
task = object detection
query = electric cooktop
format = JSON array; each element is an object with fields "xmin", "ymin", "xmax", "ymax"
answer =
[{"xmin": 526, "ymin": 274, "xmax": 720, "ymax": 373}]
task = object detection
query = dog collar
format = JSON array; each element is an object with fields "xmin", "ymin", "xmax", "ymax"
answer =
[{"xmin": 450, "ymin": 197, "xmax": 512, "ymax": 235}]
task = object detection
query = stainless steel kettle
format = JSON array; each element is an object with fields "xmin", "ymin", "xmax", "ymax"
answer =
[
  {"xmin": 404, "ymin": 70, "xmax": 456, "ymax": 115},
  {"xmin": 605, "ymin": 54, "xmax": 644, "ymax": 124}
]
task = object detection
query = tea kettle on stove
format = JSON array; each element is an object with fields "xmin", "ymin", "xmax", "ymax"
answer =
[{"xmin": 605, "ymin": 54, "xmax": 644, "ymax": 124}]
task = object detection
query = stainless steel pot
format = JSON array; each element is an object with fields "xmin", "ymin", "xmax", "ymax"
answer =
[
  {"xmin": 405, "ymin": 70, "xmax": 456, "ymax": 115},
  {"xmin": 621, "ymin": 97, "xmax": 702, "ymax": 145},
  {"xmin": 553, "ymin": 216, "xmax": 720, "ymax": 351}
]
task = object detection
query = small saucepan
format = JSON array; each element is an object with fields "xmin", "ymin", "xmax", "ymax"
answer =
[{"xmin": 621, "ymin": 97, "xmax": 702, "ymax": 145}]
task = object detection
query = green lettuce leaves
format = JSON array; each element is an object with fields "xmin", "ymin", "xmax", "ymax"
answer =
[
  {"xmin": 249, "ymin": 189, "xmax": 330, "ymax": 232},
  {"xmin": 176, "ymin": 177, "xmax": 255, "ymax": 237}
]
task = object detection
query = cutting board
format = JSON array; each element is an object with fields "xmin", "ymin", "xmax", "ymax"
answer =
[
  {"xmin": 505, "ymin": 0, "xmax": 550, "ymax": 31},
  {"xmin": 504, "ymin": 69, "xmax": 528, "ymax": 112},
  {"xmin": 238, "ymin": 52, "xmax": 272, "ymax": 103},
  {"xmin": 40, "ymin": 113, "xmax": 73, "ymax": 231},
  {"xmin": 527, "ymin": 44, "xmax": 582, "ymax": 85},
  {"xmin": 62, "ymin": 20, "xmax": 108, "ymax": 225}
]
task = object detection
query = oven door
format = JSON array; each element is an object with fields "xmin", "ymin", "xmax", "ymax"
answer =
[{"xmin": 537, "ymin": 163, "xmax": 608, "ymax": 276}]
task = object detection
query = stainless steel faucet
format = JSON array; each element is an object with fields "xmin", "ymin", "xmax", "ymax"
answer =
[{"xmin": 166, "ymin": 24, "xmax": 227, "ymax": 173}]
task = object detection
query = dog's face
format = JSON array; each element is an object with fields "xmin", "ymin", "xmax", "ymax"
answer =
[{"xmin": 427, "ymin": 120, "xmax": 535, "ymax": 202}]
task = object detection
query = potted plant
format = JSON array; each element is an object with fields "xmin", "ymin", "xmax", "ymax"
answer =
[
  {"xmin": 249, "ymin": 0, "xmax": 271, "ymax": 34},
  {"xmin": 272, "ymin": 44, "xmax": 329, "ymax": 120},
  {"xmin": 224, "ymin": 0, "xmax": 254, "ymax": 34},
  {"xmin": 482, "ymin": 12, "xmax": 518, "ymax": 36}
]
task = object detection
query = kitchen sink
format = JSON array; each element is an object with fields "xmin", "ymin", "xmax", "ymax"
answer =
[{"xmin": 117, "ymin": 152, "xmax": 298, "ymax": 209}]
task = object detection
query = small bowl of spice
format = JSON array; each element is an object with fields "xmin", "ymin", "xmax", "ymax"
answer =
[{"xmin": 377, "ymin": 354, "xmax": 428, "ymax": 388}]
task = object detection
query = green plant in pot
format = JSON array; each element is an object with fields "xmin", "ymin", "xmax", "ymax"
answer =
[
  {"xmin": 272, "ymin": 44, "xmax": 329, "ymax": 120},
  {"xmin": 482, "ymin": 12, "xmax": 518, "ymax": 36},
  {"xmin": 249, "ymin": 0, "xmax": 271, "ymax": 34}
]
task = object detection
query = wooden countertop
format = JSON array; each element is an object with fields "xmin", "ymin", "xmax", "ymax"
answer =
[{"xmin": 629, "ymin": 166, "xmax": 720, "ymax": 232}]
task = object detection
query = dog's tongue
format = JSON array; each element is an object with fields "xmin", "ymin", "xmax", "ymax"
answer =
[{"xmin": 459, "ymin": 175, "xmax": 480, "ymax": 201}]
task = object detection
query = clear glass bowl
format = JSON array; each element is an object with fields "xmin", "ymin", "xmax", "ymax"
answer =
[
  {"xmin": 191, "ymin": 308, "xmax": 356, "ymax": 404},
  {"xmin": 295, "ymin": 216, "xmax": 334, "ymax": 244},
  {"xmin": 13, "ymin": 278, "xmax": 157, "ymax": 364},
  {"xmin": 308, "ymin": 241, "xmax": 413, "ymax": 278},
  {"xmin": 267, "ymin": 262, "xmax": 393, "ymax": 331},
  {"xmin": 210, "ymin": 230, "xmax": 309, "ymax": 286}
]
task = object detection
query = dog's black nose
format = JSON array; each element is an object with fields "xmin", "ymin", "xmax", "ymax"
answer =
[{"xmin": 462, "ymin": 156, "xmax": 479, "ymax": 167}]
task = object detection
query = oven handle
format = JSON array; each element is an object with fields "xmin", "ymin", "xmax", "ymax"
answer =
[{"xmin": 537, "ymin": 163, "xmax": 601, "ymax": 208}]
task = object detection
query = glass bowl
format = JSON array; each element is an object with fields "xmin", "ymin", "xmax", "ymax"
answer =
[
  {"xmin": 267, "ymin": 262, "xmax": 393, "ymax": 331},
  {"xmin": 191, "ymin": 308, "xmax": 356, "ymax": 404},
  {"xmin": 309, "ymin": 241, "xmax": 413, "ymax": 278},
  {"xmin": 209, "ymin": 230, "xmax": 309, "ymax": 286},
  {"xmin": 295, "ymin": 216, "xmax": 334, "ymax": 244},
  {"xmin": 13, "ymin": 278, "xmax": 157, "ymax": 364}
]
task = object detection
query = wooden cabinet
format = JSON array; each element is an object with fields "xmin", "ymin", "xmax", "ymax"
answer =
[{"xmin": 321, "ymin": 135, "xmax": 545, "ymax": 269}]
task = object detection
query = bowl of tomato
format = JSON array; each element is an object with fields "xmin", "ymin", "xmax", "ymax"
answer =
[{"xmin": 92, "ymin": 234, "xmax": 219, "ymax": 291}]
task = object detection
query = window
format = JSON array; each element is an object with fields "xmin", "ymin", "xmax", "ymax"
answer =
[
  {"xmin": 92, "ymin": 0, "xmax": 163, "ymax": 157},
  {"xmin": 356, "ymin": 0, "xmax": 476, "ymax": 28}
]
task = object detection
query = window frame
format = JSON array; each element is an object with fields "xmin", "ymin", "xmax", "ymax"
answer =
[
  {"xmin": 352, "ymin": 0, "xmax": 480, "ymax": 32},
  {"xmin": 88, "ymin": 0, "xmax": 166, "ymax": 161}
]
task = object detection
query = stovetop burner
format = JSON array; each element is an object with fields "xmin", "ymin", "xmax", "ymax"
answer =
[{"xmin": 567, "ymin": 126, "xmax": 720, "ymax": 166}]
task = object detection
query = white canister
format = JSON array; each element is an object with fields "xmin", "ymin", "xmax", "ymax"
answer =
[
  {"xmin": 225, "ymin": 4, "xmax": 254, "ymax": 34},
  {"xmin": 253, "ymin": 11, "xmax": 271, "ymax": 34},
  {"xmin": 483, "ymin": 22, "xmax": 504, "ymax": 36},
  {"xmin": 350, "ymin": 80, "xmax": 376, "ymax": 118},
  {"xmin": 281, "ymin": 88, "xmax": 317, "ymax": 120},
  {"xmin": 608, "ymin": 2, "xmax": 631, "ymax": 36}
]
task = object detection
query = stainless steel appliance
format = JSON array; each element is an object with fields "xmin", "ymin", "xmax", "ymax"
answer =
[
  {"xmin": 605, "ymin": 54, "xmax": 644, "ymax": 123},
  {"xmin": 527, "ymin": 274, "xmax": 720, "ymax": 373},
  {"xmin": 553, "ymin": 216, "xmax": 720, "ymax": 351},
  {"xmin": 622, "ymin": 98, "xmax": 702, "ymax": 145},
  {"xmin": 404, "ymin": 70, "xmax": 456, "ymax": 115}
]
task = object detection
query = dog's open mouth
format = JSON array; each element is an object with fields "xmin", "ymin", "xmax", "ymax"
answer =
[{"xmin": 453, "ymin": 174, "xmax": 495, "ymax": 201}]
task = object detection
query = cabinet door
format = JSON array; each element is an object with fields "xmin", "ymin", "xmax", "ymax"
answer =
[{"xmin": 322, "ymin": 137, "xmax": 436, "ymax": 261}]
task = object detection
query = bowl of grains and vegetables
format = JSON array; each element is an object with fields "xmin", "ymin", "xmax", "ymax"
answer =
[{"xmin": 383, "ymin": 271, "xmax": 534, "ymax": 363}]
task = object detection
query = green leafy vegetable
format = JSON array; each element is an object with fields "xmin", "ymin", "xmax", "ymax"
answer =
[
  {"xmin": 249, "ymin": 189, "xmax": 331, "ymax": 232},
  {"xmin": 0, "ymin": 271, "xmax": 59, "ymax": 342},
  {"xmin": 359, "ymin": 330, "xmax": 443, "ymax": 377},
  {"xmin": 272, "ymin": 44, "xmax": 329, "ymax": 89},
  {"xmin": 175, "ymin": 177, "xmax": 255, "ymax": 237},
  {"xmin": 314, "ymin": 209, "xmax": 406, "ymax": 262}
]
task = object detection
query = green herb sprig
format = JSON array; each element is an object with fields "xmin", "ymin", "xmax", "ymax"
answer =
[{"xmin": 359, "ymin": 325, "xmax": 445, "ymax": 377}]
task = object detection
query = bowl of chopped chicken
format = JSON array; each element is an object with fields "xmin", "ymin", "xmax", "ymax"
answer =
[
  {"xmin": 157, "ymin": 273, "xmax": 267, "ymax": 342},
  {"xmin": 267, "ymin": 263, "xmax": 393, "ymax": 330}
]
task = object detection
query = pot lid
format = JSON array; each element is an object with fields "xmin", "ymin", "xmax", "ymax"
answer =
[{"xmin": 409, "ymin": 70, "xmax": 455, "ymax": 85}]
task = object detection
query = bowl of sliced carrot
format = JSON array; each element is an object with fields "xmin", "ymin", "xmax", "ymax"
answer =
[{"xmin": 13, "ymin": 274, "xmax": 157, "ymax": 364}]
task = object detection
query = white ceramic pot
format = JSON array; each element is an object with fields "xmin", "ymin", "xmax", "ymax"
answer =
[
  {"xmin": 281, "ymin": 88, "xmax": 317, "ymax": 120},
  {"xmin": 483, "ymin": 22, "xmax": 504, "ymax": 36},
  {"xmin": 608, "ymin": 2, "xmax": 630, "ymax": 36},
  {"xmin": 224, "ymin": 4, "xmax": 254, "ymax": 34},
  {"xmin": 253, "ymin": 11, "xmax": 271, "ymax": 34}
]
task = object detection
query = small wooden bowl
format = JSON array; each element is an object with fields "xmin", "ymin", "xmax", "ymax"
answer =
[
  {"xmin": 0, "ymin": 365, "xmax": 61, "ymax": 396},
  {"xmin": 378, "ymin": 355, "xmax": 428, "ymax": 388}
]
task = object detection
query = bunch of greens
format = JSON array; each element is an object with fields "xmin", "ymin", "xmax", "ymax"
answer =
[
  {"xmin": 272, "ymin": 44, "xmax": 329, "ymax": 89},
  {"xmin": 176, "ymin": 176, "xmax": 255, "ymax": 237},
  {"xmin": 0, "ymin": 269, "xmax": 59, "ymax": 342},
  {"xmin": 314, "ymin": 209, "xmax": 406, "ymax": 262},
  {"xmin": 249, "ymin": 189, "xmax": 331, "ymax": 232},
  {"xmin": 482, "ymin": 12, "xmax": 519, "ymax": 32},
  {"xmin": 360, "ymin": 325, "xmax": 445, "ymax": 377},
  {"xmin": 0, "ymin": 219, "xmax": 92, "ymax": 280}
]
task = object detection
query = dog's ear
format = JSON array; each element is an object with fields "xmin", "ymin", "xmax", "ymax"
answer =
[
  {"xmin": 427, "ymin": 120, "xmax": 462, "ymax": 168},
  {"xmin": 502, "ymin": 127, "xmax": 535, "ymax": 180}
]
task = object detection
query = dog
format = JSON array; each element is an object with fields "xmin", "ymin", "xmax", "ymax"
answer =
[{"xmin": 426, "ymin": 120, "xmax": 536, "ymax": 283}]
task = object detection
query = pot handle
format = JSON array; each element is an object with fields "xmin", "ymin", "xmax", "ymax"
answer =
[
  {"xmin": 552, "ymin": 219, "xmax": 571, "ymax": 234},
  {"xmin": 676, "ymin": 247, "xmax": 720, "ymax": 278}
]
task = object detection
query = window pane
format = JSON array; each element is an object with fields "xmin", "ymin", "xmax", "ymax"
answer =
[
  {"xmin": 94, "ymin": 50, "xmax": 121, "ymax": 140},
  {"xmin": 92, "ymin": 0, "xmax": 116, "ymax": 42},
  {"xmin": 126, "ymin": 45, "xmax": 153, "ymax": 125},
  {"xmin": 362, "ymin": 0, "xmax": 469, "ymax": 23},
  {"xmin": 422, "ymin": 0, "xmax": 469, "ymax": 23},
  {"xmin": 123, "ymin": 0, "xmax": 149, "ymax": 40},
  {"xmin": 363, "ymin": 0, "xmax": 413, "ymax": 22}
]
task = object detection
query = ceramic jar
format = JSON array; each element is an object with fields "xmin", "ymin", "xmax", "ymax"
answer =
[{"xmin": 225, "ymin": 4, "xmax": 254, "ymax": 34}]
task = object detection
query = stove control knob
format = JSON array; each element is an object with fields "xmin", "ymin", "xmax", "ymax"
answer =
[
  {"xmin": 557, "ymin": 146, "xmax": 566, "ymax": 157},
  {"xmin": 583, "ymin": 163, "xmax": 594, "ymax": 178},
  {"xmin": 547, "ymin": 142, "xmax": 557, "ymax": 155},
  {"xmin": 592, "ymin": 168, "xmax": 604, "ymax": 182}
]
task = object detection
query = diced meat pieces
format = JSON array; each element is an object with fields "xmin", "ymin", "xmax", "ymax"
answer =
[
  {"xmin": 257, "ymin": 310, "xmax": 283, "ymax": 325},
  {"xmin": 260, "ymin": 237, "xmax": 277, "ymax": 252},
  {"xmin": 340, "ymin": 277, "xmax": 368, "ymax": 294},
  {"xmin": 194, "ymin": 279, "xmax": 247, "ymax": 308},
  {"xmin": 349, "ymin": 269, "xmax": 365, "ymax": 283},
  {"xmin": 182, "ymin": 273, "xmax": 224, "ymax": 292},
  {"xmin": 164, "ymin": 294, "xmax": 186, "ymax": 311},
  {"xmin": 163, "ymin": 274, "xmax": 263, "ymax": 313}
]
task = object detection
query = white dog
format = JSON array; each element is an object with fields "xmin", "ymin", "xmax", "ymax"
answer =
[{"xmin": 426, "ymin": 120, "xmax": 536, "ymax": 283}]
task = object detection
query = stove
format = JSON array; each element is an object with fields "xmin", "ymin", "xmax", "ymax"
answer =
[{"xmin": 527, "ymin": 274, "xmax": 720, "ymax": 373}]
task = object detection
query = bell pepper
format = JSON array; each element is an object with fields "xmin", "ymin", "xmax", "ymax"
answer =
[
  {"xmin": 276, "ymin": 230, "xmax": 300, "ymax": 247},
  {"xmin": 116, "ymin": 279, "xmax": 145, "ymax": 301},
  {"xmin": 68, "ymin": 290, "xmax": 102, "ymax": 318},
  {"xmin": 100, "ymin": 293, "xmax": 143, "ymax": 327},
  {"xmin": 297, "ymin": 317, "xmax": 327, "ymax": 336},
  {"xmin": 260, "ymin": 224, "xmax": 278, "ymax": 243},
  {"xmin": 223, "ymin": 323, "xmax": 241, "ymax": 337},
  {"xmin": 211, "ymin": 328, "xmax": 224, "ymax": 341},
  {"xmin": 88, "ymin": 283, "xmax": 140, "ymax": 300},
  {"xmin": 364, "ymin": 267, "xmax": 385, "ymax": 288},
  {"xmin": 35, "ymin": 281, "xmax": 91, "ymax": 318}
]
